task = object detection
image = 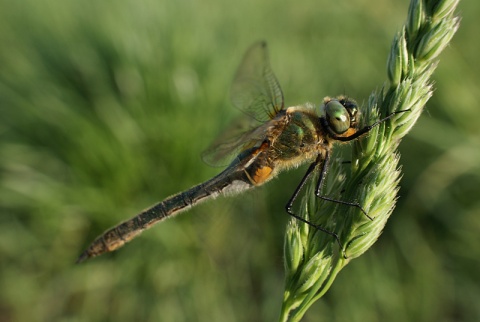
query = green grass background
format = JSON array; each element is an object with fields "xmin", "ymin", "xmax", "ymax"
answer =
[{"xmin": 0, "ymin": 0, "xmax": 478, "ymax": 321}]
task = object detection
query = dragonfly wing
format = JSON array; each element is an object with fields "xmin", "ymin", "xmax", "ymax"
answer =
[
  {"xmin": 202, "ymin": 118, "xmax": 269, "ymax": 167},
  {"xmin": 230, "ymin": 41, "xmax": 284, "ymax": 122},
  {"xmin": 203, "ymin": 42, "xmax": 284, "ymax": 167}
]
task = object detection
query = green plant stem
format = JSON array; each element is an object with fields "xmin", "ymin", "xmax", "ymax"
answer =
[{"xmin": 280, "ymin": 0, "xmax": 460, "ymax": 320}]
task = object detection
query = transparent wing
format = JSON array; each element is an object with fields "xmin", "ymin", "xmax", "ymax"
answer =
[
  {"xmin": 202, "ymin": 117, "xmax": 270, "ymax": 167},
  {"xmin": 202, "ymin": 41, "xmax": 285, "ymax": 167},
  {"xmin": 230, "ymin": 41, "xmax": 285, "ymax": 122}
]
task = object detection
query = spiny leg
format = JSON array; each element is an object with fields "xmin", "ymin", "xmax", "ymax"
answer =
[
  {"xmin": 334, "ymin": 109, "xmax": 410, "ymax": 142},
  {"xmin": 285, "ymin": 154, "xmax": 344, "ymax": 254},
  {"xmin": 315, "ymin": 150, "xmax": 372, "ymax": 220}
]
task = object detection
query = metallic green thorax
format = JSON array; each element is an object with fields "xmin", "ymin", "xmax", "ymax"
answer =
[{"xmin": 274, "ymin": 110, "xmax": 320, "ymax": 160}]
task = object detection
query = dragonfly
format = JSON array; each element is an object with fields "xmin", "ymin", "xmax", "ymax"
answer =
[{"xmin": 77, "ymin": 41, "xmax": 403, "ymax": 263}]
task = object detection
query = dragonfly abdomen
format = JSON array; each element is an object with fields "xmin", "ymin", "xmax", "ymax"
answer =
[
  {"xmin": 76, "ymin": 201, "xmax": 173, "ymax": 263},
  {"xmin": 77, "ymin": 167, "xmax": 255, "ymax": 263}
]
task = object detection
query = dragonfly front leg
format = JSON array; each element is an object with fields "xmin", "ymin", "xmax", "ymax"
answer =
[
  {"xmin": 315, "ymin": 151, "xmax": 372, "ymax": 221},
  {"xmin": 285, "ymin": 154, "xmax": 344, "ymax": 252}
]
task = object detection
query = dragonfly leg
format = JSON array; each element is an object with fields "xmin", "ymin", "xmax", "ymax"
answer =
[
  {"xmin": 285, "ymin": 160, "xmax": 317, "ymax": 214},
  {"xmin": 333, "ymin": 109, "xmax": 410, "ymax": 142},
  {"xmin": 285, "ymin": 154, "xmax": 345, "ymax": 256},
  {"xmin": 316, "ymin": 150, "xmax": 372, "ymax": 220}
]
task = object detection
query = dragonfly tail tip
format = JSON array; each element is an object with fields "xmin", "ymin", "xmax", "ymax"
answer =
[{"xmin": 75, "ymin": 251, "xmax": 90, "ymax": 264}]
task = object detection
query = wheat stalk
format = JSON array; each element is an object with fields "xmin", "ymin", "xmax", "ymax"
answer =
[{"xmin": 280, "ymin": 0, "xmax": 460, "ymax": 320}]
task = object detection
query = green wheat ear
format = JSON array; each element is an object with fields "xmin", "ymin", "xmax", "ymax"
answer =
[{"xmin": 280, "ymin": 0, "xmax": 460, "ymax": 321}]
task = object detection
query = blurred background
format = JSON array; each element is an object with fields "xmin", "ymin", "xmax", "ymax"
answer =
[{"xmin": 0, "ymin": 0, "xmax": 478, "ymax": 321}]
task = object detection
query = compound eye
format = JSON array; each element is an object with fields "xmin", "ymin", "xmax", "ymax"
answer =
[{"xmin": 325, "ymin": 100, "xmax": 350, "ymax": 134}]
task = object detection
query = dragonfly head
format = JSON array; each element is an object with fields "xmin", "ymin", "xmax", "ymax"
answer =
[{"xmin": 322, "ymin": 96, "xmax": 359, "ymax": 137}]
